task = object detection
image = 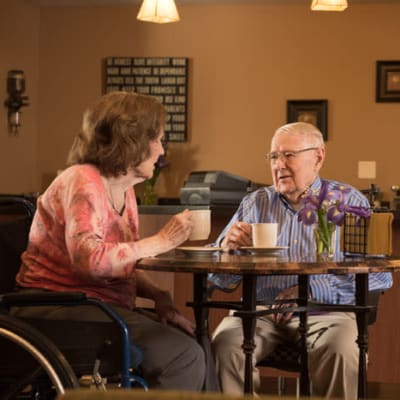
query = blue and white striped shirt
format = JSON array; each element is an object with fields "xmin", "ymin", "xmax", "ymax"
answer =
[{"xmin": 209, "ymin": 177, "xmax": 393, "ymax": 305}]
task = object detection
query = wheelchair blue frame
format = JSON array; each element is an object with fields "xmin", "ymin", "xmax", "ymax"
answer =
[{"xmin": 0, "ymin": 195, "xmax": 148, "ymax": 391}]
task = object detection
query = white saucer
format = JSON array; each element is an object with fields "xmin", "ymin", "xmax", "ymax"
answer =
[
  {"xmin": 176, "ymin": 246, "xmax": 223, "ymax": 256},
  {"xmin": 240, "ymin": 246, "xmax": 288, "ymax": 255}
]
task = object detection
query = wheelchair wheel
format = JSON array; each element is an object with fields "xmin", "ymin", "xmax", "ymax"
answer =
[{"xmin": 0, "ymin": 314, "xmax": 79, "ymax": 399}]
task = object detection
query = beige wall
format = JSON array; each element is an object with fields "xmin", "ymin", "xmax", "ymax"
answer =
[
  {"xmin": 0, "ymin": 1, "xmax": 40, "ymax": 194},
  {"xmin": 1, "ymin": 1, "xmax": 400, "ymax": 205}
]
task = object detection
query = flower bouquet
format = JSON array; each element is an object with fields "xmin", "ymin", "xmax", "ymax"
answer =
[{"xmin": 298, "ymin": 181, "xmax": 371, "ymax": 259}]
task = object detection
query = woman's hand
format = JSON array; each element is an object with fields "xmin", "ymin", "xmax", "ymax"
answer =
[
  {"xmin": 153, "ymin": 290, "xmax": 195, "ymax": 336},
  {"xmin": 134, "ymin": 210, "xmax": 193, "ymax": 259},
  {"xmin": 158, "ymin": 209, "xmax": 193, "ymax": 249},
  {"xmin": 221, "ymin": 221, "xmax": 252, "ymax": 250}
]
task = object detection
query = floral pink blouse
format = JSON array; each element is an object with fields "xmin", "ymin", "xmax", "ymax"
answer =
[{"xmin": 17, "ymin": 164, "xmax": 141, "ymax": 309}]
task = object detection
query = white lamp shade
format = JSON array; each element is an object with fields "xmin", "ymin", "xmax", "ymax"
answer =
[
  {"xmin": 311, "ymin": 0, "xmax": 348, "ymax": 11},
  {"xmin": 137, "ymin": 0, "xmax": 180, "ymax": 24}
]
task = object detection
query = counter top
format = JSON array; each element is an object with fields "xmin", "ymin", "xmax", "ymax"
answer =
[
  {"xmin": 138, "ymin": 203, "xmax": 237, "ymax": 216},
  {"xmin": 138, "ymin": 205, "xmax": 209, "ymax": 214}
]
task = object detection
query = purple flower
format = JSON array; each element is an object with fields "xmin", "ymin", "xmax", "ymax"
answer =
[
  {"xmin": 298, "ymin": 202, "xmax": 318, "ymax": 225},
  {"xmin": 298, "ymin": 181, "xmax": 371, "ymax": 258},
  {"xmin": 317, "ymin": 180, "xmax": 329, "ymax": 206},
  {"xmin": 298, "ymin": 181, "xmax": 371, "ymax": 227},
  {"xmin": 327, "ymin": 188, "xmax": 370, "ymax": 226},
  {"xmin": 298, "ymin": 181, "xmax": 330, "ymax": 226}
]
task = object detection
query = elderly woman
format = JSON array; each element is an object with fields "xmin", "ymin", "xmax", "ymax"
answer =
[{"xmin": 15, "ymin": 91, "xmax": 206, "ymax": 390}]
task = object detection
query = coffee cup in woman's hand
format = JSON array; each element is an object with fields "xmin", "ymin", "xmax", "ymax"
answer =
[{"xmin": 188, "ymin": 209, "xmax": 211, "ymax": 241}]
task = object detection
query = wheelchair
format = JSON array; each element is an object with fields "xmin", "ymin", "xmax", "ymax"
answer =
[{"xmin": 0, "ymin": 195, "xmax": 148, "ymax": 399}]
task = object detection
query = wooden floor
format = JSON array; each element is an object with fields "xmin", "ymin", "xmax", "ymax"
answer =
[
  {"xmin": 367, "ymin": 383, "xmax": 400, "ymax": 399},
  {"xmin": 260, "ymin": 377, "xmax": 400, "ymax": 399}
]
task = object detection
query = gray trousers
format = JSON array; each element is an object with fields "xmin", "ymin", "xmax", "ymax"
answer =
[
  {"xmin": 13, "ymin": 304, "xmax": 206, "ymax": 391},
  {"xmin": 212, "ymin": 311, "xmax": 359, "ymax": 399}
]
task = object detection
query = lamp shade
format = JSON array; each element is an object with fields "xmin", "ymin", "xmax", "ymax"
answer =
[
  {"xmin": 137, "ymin": 0, "xmax": 180, "ymax": 23},
  {"xmin": 311, "ymin": 0, "xmax": 348, "ymax": 11}
]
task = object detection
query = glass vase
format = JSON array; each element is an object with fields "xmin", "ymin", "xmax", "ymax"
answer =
[{"xmin": 314, "ymin": 224, "xmax": 335, "ymax": 261}]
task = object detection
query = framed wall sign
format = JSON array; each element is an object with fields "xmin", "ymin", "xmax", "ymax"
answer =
[
  {"xmin": 103, "ymin": 57, "xmax": 189, "ymax": 142},
  {"xmin": 287, "ymin": 99, "xmax": 328, "ymax": 141},
  {"xmin": 376, "ymin": 60, "xmax": 400, "ymax": 102}
]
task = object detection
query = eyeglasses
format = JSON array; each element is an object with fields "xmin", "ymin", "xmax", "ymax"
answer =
[{"xmin": 265, "ymin": 147, "xmax": 319, "ymax": 163}]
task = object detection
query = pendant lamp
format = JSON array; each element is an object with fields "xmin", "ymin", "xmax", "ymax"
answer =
[
  {"xmin": 137, "ymin": 0, "xmax": 180, "ymax": 24},
  {"xmin": 311, "ymin": 0, "xmax": 348, "ymax": 11}
]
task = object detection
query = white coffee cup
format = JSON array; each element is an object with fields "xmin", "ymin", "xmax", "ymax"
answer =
[
  {"xmin": 251, "ymin": 223, "xmax": 278, "ymax": 247},
  {"xmin": 188, "ymin": 209, "xmax": 211, "ymax": 241}
]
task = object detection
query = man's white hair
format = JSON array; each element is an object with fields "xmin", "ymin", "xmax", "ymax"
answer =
[{"xmin": 272, "ymin": 122, "xmax": 325, "ymax": 148}]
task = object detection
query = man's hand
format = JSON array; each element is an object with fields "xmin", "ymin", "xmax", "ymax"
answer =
[
  {"xmin": 153, "ymin": 290, "xmax": 195, "ymax": 336},
  {"xmin": 270, "ymin": 286, "xmax": 298, "ymax": 325},
  {"xmin": 221, "ymin": 221, "xmax": 252, "ymax": 250}
]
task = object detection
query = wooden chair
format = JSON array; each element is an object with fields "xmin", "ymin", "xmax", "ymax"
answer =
[
  {"xmin": 257, "ymin": 290, "xmax": 382, "ymax": 397},
  {"xmin": 205, "ymin": 263, "xmax": 381, "ymax": 396}
]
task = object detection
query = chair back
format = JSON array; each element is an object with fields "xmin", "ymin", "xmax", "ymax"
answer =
[
  {"xmin": 0, "ymin": 196, "xmax": 35, "ymax": 294},
  {"xmin": 342, "ymin": 212, "xmax": 393, "ymax": 257}
]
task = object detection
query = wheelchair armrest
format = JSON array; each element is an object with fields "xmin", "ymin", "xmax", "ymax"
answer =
[
  {"xmin": 1, "ymin": 290, "xmax": 129, "ymax": 335},
  {"xmin": 1, "ymin": 291, "xmax": 87, "ymax": 306}
]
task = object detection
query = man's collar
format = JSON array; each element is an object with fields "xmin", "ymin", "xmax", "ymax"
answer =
[
  {"xmin": 308, "ymin": 176, "xmax": 322, "ymax": 191},
  {"xmin": 277, "ymin": 176, "xmax": 322, "ymax": 212}
]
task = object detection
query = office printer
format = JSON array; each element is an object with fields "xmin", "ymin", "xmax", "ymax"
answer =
[{"xmin": 180, "ymin": 170, "xmax": 252, "ymax": 206}]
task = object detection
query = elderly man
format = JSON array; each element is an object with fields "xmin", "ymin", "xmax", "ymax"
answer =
[{"xmin": 210, "ymin": 122, "xmax": 392, "ymax": 399}]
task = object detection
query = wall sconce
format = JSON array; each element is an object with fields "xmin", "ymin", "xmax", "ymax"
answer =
[
  {"xmin": 137, "ymin": 0, "xmax": 180, "ymax": 24},
  {"xmin": 4, "ymin": 70, "xmax": 29, "ymax": 135},
  {"xmin": 311, "ymin": 0, "xmax": 348, "ymax": 11}
]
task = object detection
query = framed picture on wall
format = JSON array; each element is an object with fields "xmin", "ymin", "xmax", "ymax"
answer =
[
  {"xmin": 287, "ymin": 99, "xmax": 328, "ymax": 140},
  {"xmin": 376, "ymin": 60, "xmax": 400, "ymax": 102},
  {"xmin": 103, "ymin": 57, "xmax": 189, "ymax": 142}
]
